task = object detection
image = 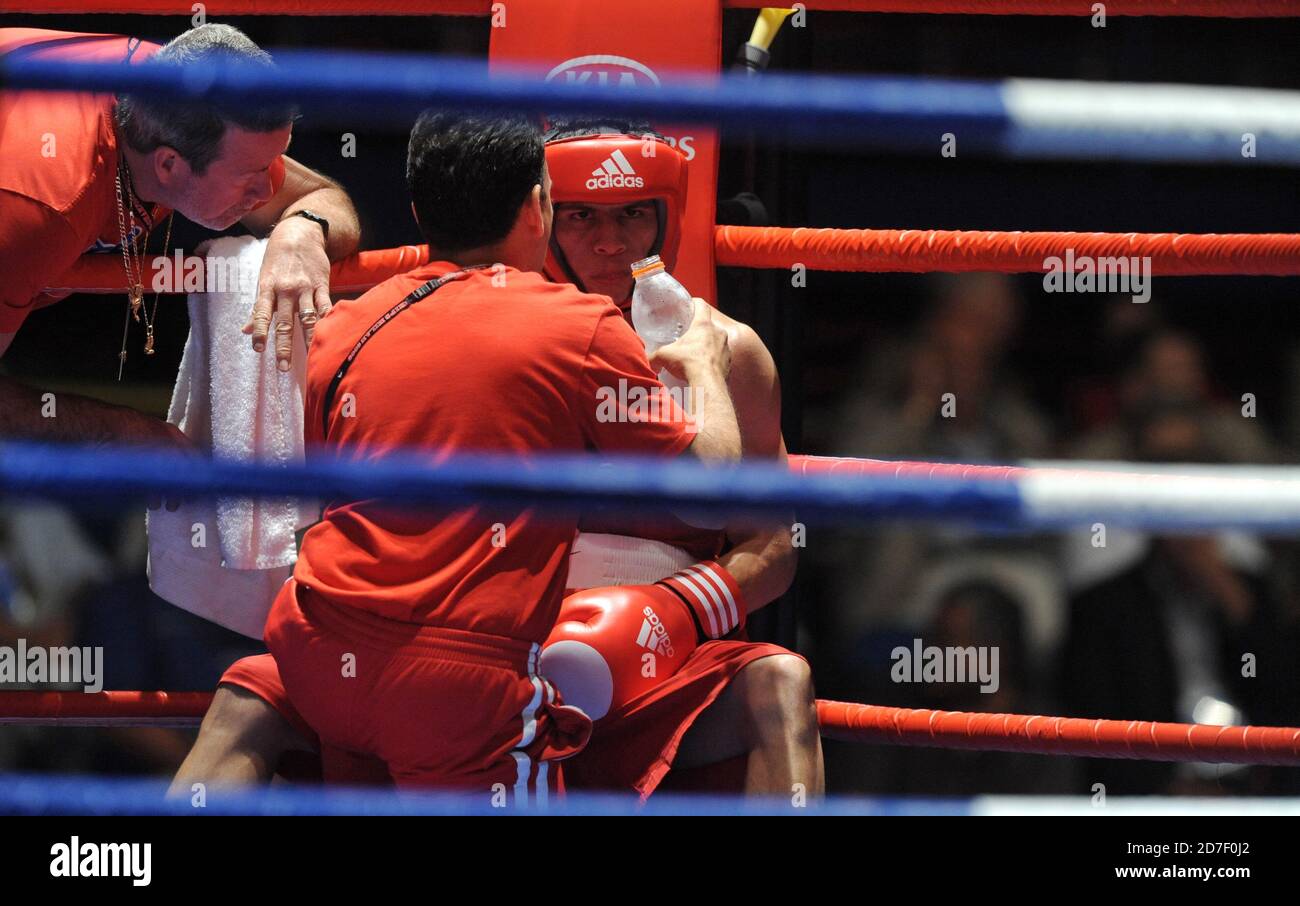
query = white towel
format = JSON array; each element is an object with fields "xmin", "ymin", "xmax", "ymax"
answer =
[{"xmin": 146, "ymin": 236, "xmax": 317, "ymax": 639}]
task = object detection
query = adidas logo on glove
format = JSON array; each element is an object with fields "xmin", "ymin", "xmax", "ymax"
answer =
[
  {"xmin": 636, "ymin": 606, "xmax": 676, "ymax": 658},
  {"xmin": 586, "ymin": 149, "xmax": 645, "ymax": 190}
]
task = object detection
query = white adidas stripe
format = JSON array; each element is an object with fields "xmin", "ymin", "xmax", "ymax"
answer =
[
  {"xmin": 511, "ymin": 751, "xmax": 531, "ymax": 808},
  {"xmin": 689, "ymin": 566, "xmax": 734, "ymax": 633},
  {"xmin": 608, "ymin": 148, "xmax": 635, "ymax": 174},
  {"xmin": 511, "ymin": 655, "xmax": 558, "ymax": 809},
  {"xmin": 671, "ymin": 571, "xmax": 723, "ymax": 637},
  {"xmin": 517, "ymin": 643, "xmax": 543, "ymax": 748},
  {"xmin": 689, "ymin": 563, "xmax": 740, "ymax": 629},
  {"xmin": 592, "ymin": 149, "xmax": 638, "ymax": 178},
  {"xmin": 536, "ymin": 761, "xmax": 549, "ymax": 808}
]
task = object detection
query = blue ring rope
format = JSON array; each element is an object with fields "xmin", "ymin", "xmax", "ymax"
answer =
[
  {"xmin": 0, "ymin": 442, "xmax": 1024, "ymax": 529},
  {"xmin": 0, "ymin": 772, "xmax": 968, "ymax": 816},
  {"xmin": 5, "ymin": 442, "xmax": 1300, "ymax": 532},
  {"xmin": 4, "ymin": 51, "xmax": 1297, "ymax": 164}
]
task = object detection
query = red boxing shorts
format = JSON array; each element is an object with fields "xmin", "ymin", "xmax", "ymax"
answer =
[
  {"xmin": 219, "ymin": 654, "xmax": 315, "ymax": 744},
  {"xmin": 218, "ymin": 654, "xmax": 392, "ymax": 785},
  {"xmin": 264, "ymin": 579, "xmax": 591, "ymax": 801},
  {"xmin": 562, "ymin": 638, "xmax": 794, "ymax": 798}
]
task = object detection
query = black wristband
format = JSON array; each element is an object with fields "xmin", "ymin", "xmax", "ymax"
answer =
[{"xmin": 657, "ymin": 580, "xmax": 709, "ymax": 642}]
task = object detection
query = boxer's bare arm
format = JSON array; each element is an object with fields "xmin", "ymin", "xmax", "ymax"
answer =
[
  {"xmin": 670, "ymin": 326, "xmax": 814, "ymax": 786},
  {"xmin": 715, "ymin": 317, "xmax": 797, "ymax": 612},
  {"xmin": 719, "ymin": 473, "xmax": 797, "ymax": 612}
]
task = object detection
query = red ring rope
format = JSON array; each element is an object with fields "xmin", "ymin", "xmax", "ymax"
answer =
[
  {"xmin": 5, "ymin": 692, "xmax": 1300, "ymax": 764},
  {"xmin": 714, "ymin": 226, "xmax": 1300, "ymax": 276},
  {"xmin": 819, "ymin": 700, "xmax": 1300, "ymax": 766},
  {"xmin": 0, "ymin": 691, "xmax": 212, "ymax": 728},
  {"xmin": 51, "ymin": 226, "xmax": 1300, "ymax": 296}
]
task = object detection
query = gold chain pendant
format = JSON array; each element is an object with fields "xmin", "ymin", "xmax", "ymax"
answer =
[
  {"xmin": 116, "ymin": 163, "xmax": 171, "ymax": 370},
  {"xmin": 141, "ymin": 212, "xmax": 172, "ymax": 358}
]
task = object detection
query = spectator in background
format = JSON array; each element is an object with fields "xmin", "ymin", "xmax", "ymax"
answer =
[
  {"xmin": 0, "ymin": 503, "xmax": 261, "ymax": 776},
  {"xmin": 1072, "ymin": 326, "xmax": 1277, "ymax": 465},
  {"xmin": 69, "ymin": 510, "xmax": 264, "ymax": 776},
  {"xmin": 1063, "ymin": 326, "xmax": 1279, "ymax": 595},
  {"xmin": 1061, "ymin": 399, "xmax": 1299, "ymax": 795},
  {"xmin": 816, "ymin": 273, "xmax": 1055, "ymax": 654},
  {"xmin": 831, "ymin": 579, "xmax": 1075, "ymax": 796},
  {"xmin": 0, "ymin": 503, "xmax": 110, "ymax": 774},
  {"xmin": 836, "ymin": 273, "xmax": 1051, "ymax": 463}
]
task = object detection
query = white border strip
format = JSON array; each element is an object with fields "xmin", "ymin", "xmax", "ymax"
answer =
[
  {"xmin": 1020, "ymin": 467, "xmax": 1300, "ymax": 527},
  {"xmin": 973, "ymin": 796, "xmax": 1300, "ymax": 816},
  {"xmin": 1003, "ymin": 78, "xmax": 1300, "ymax": 141}
]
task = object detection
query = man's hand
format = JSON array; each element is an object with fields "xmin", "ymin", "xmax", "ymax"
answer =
[
  {"xmin": 1160, "ymin": 537, "xmax": 1255, "ymax": 625},
  {"xmin": 903, "ymin": 341, "xmax": 947, "ymax": 424},
  {"xmin": 652, "ymin": 302, "xmax": 742, "ymax": 463},
  {"xmin": 649, "ymin": 299, "xmax": 732, "ymax": 383},
  {"xmin": 243, "ymin": 217, "xmax": 334, "ymax": 371}
]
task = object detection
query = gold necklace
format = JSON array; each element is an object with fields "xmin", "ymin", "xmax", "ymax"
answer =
[
  {"xmin": 114, "ymin": 160, "xmax": 170, "ymax": 378},
  {"xmin": 142, "ymin": 211, "xmax": 173, "ymax": 357}
]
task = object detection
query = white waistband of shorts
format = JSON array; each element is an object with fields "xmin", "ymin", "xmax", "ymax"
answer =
[{"xmin": 566, "ymin": 532, "xmax": 695, "ymax": 590}]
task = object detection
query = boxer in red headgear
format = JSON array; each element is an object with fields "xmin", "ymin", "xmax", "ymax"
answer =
[
  {"xmin": 541, "ymin": 130, "xmax": 688, "ymax": 297},
  {"xmin": 172, "ymin": 120, "xmax": 823, "ymax": 801},
  {"xmin": 535, "ymin": 120, "xmax": 822, "ymax": 798}
]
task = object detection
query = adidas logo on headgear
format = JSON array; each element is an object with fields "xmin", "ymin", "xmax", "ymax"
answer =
[{"xmin": 586, "ymin": 149, "xmax": 646, "ymax": 190}]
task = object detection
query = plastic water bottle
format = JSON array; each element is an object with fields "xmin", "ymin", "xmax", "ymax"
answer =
[{"xmin": 630, "ymin": 255, "xmax": 694, "ymax": 389}]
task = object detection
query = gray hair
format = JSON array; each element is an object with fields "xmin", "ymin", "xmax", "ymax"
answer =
[{"xmin": 115, "ymin": 24, "xmax": 297, "ymax": 175}]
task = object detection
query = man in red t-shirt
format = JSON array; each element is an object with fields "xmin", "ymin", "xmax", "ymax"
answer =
[
  {"xmin": 253, "ymin": 110, "xmax": 741, "ymax": 797},
  {"xmin": 0, "ymin": 25, "xmax": 360, "ymax": 446}
]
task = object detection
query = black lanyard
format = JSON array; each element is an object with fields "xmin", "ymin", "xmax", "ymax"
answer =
[{"xmin": 320, "ymin": 266, "xmax": 484, "ymax": 440}]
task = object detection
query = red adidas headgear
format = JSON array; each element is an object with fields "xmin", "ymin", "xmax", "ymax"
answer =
[{"xmin": 544, "ymin": 133, "xmax": 689, "ymax": 291}]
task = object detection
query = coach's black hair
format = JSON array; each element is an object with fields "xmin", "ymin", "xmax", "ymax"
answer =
[{"xmin": 407, "ymin": 109, "xmax": 546, "ymax": 252}]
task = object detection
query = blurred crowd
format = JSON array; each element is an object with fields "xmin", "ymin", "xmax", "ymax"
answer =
[
  {"xmin": 3, "ymin": 273, "xmax": 1300, "ymax": 798},
  {"xmin": 0, "ymin": 505, "xmax": 261, "ymax": 777},
  {"xmin": 804, "ymin": 273, "xmax": 1300, "ymax": 797}
]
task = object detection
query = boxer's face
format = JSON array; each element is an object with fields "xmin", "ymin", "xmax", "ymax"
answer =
[
  {"xmin": 168, "ymin": 124, "xmax": 292, "ymax": 230},
  {"xmin": 552, "ymin": 200, "xmax": 659, "ymax": 305}
]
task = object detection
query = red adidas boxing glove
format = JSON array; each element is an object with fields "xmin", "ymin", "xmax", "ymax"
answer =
[
  {"xmin": 540, "ymin": 584, "xmax": 698, "ymax": 721},
  {"xmin": 540, "ymin": 562, "xmax": 746, "ymax": 721}
]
